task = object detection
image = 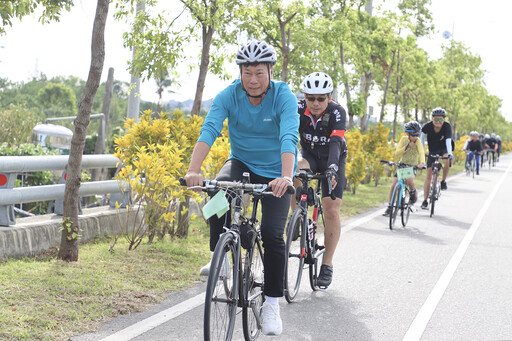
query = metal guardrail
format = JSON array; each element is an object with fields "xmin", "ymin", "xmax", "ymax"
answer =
[{"xmin": 0, "ymin": 154, "xmax": 129, "ymax": 227}]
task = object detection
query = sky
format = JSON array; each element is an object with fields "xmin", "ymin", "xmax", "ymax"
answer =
[{"xmin": 0, "ymin": 0, "xmax": 511, "ymax": 121}]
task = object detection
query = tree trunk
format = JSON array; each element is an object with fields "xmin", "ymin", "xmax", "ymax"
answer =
[
  {"xmin": 380, "ymin": 50, "xmax": 396, "ymax": 123},
  {"xmin": 340, "ymin": 42, "xmax": 354, "ymax": 129},
  {"xmin": 176, "ymin": 195, "xmax": 191, "ymax": 238},
  {"xmin": 126, "ymin": 1, "xmax": 144, "ymax": 120},
  {"xmin": 92, "ymin": 67, "xmax": 114, "ymax": 181},
  {"xmin": 58, "ymin": 0, "xmax": 108, "ymax": 262},
  {"xmin": 191, "ymin": 25, "xmax": 214, "ymax": 116},
  {"xmin": 360, "ymin": 71, "xmax": 373, "ymax": 132}
]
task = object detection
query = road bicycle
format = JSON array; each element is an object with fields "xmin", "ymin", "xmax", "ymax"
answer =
[
  {"xmin": 427, "ymin": 154, "xmax": 450, "ymax": 217},
  {"xmin": 380, "ymin": 161, "xmax": 417, "ymax": 229},
  {"xmin": 486, "ymin": 149, "xmax": 496, "ymax": 168},
  {"xmin": 284, "ymin": 169, "xmax": 334, "ymax": 302},
  {"xmin": 180, "ymin": 175, "xmax": 293, "ymax": 341},
  {"xmin": 465, "ymin": 151, "xmax": 477, "ymax": 178}
]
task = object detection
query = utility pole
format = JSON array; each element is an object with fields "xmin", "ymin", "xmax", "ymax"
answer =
[{"xmin": 126, "ymin": 1, "xmax": 145, "ymax": 120}]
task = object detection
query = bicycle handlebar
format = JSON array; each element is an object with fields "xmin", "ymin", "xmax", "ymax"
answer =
[
  {"xmin": 295, "ymin": 169, "xmax": 336, "ymax": 200},
  {"xmin": 379, "ymin": 160, "xmax": 419, "ymax": 170},
  {"xmin": 426, "ymin": 154, "xmax": 451, "ymax": 160},
  {"xmin": 179, "ymin": 177, "xmax": 295, "ymax": 195}
]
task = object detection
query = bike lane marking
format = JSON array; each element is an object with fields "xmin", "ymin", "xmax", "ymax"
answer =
[
  {"xmin": 402, "ymin": 160, "xmax": 512, "ymax": 341},
  {"xmin": 99, "ymin": 293, "xmax": 204, "ymax": 341}
]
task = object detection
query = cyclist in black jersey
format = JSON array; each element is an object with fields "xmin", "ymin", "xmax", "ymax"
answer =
[
  {"xmin": 420, "ymin": 107, "xmax": 454, "ymax": 209},
  {"xmin": 291, "ymin": 72, "xmax": 347, "ymax": 288},
  {"xmin": 485, "ymin": 133, "xmax": 498, "ymax": 165},
  {"xmin": 496, "ymin": 135, "xmax": 502, "ymax": 162},
  {"xmin": 462, "ymin": 131, "xmax": 483, "ymax": 175}
]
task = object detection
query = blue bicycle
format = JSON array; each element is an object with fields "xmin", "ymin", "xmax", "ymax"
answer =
[{"xmin": 381, "ymin": 161, "xmax": 417, "ymax": 230}]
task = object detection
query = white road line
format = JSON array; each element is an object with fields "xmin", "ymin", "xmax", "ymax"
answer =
[
  {"xmin": 403, "ymin": 161, "xmax": 512, "ymax": 341},
  {"xmin": 99, "ymin": 293, "xmax": 204, "ymax": 341}
]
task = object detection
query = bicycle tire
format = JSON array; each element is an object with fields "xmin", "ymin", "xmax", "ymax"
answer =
[
  {"xmin": 472, "ymin": 158, "xmax": 476, "ymax": 179},
  {"xmin": 401, "ymin": 187, "xmax": 410, "ymax": 227},
  {"xmin": 430, "ymin": 171, "xmax": 437, "ymax": 217},
  {"xmin": 309, "ymin": 255, "xmax": 320, "ymax": 291},
  {"xmin": 242, "ymin": 238, "xmax": 265, "ymax": 340},
  {"xmin": 284, "ymin": 208, "xmax": 305, "ymax": 303},
  {"xmin": 204, "ymin": 232, "xmax": 238, "ymax": 341},
  {"xmin": 389, "ymin": 183, "xmax": 401, "ymax": 230}
]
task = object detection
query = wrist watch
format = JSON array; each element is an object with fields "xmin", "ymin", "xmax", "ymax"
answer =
[{"xmin": 328, "ymin": 164, "xmax": 339, "ymax": 172}]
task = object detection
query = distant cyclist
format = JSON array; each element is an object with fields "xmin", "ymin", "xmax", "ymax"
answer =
[
  {"xmin": 383, "ymin": 121, "xmax": 425, "ymax": 216},
  {"xmin": 485, "ymin": 133, "xmax": 498, "ymax": 165},
  {"xmin": 293, "ymin": 71, "xmax": 347, "ymax": 288},
  {"xmin": 496, "ymin": 135, "xmax": 502, "ymax": 162},
  {"xmin": 462, "ymin": 131, "xmax": 483, "ymax": 175},
  {"xmin": 420, "ymin": 107, "xmax": 454, "ymax": 210}
]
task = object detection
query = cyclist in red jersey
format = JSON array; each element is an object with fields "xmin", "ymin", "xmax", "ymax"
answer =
[{"xmin": 292, "ymin": 72, "xmax": 347, "ymax": 288}]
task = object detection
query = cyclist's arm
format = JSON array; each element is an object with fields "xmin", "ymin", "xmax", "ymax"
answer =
[
  {"xmin": 394, "ymin": 136, "xmax": 408, "ymax": 159},
  {"xmin": 420, "ymin": 132, "xmax": 427, "ymax": 150},
  {"xmin": 327, "ymin": 105, "xmax": 347, "ymax": 166},
  {"xmin": 462, "ymin": 139, "xmax": 469, "ymax": 151},
  {"xmin": 445, "ymin": 138, "xmax": 453, "ymax": 156},
  {"xmin": 185, "ymin": 141, "xmax": 211, "ymax": 188},
  {"xmin": 415, "ymin": 138, "xmax": 426, "ymax": 165}
]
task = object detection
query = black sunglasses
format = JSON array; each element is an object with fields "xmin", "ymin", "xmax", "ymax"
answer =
[{"xmin": 305, "ymin": 96, "xmax": 328, "ymax": 103}]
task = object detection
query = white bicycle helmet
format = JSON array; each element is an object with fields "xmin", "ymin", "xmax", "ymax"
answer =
[
  {"xmin": 236, "ymin": 40, "xmax": 277, "ymax": 65},
  {"xmin": 497, "ymin": 135, "xmax": 501, "ymax": 139},
  {"xmin": 431, "ymin": 107, "xmax": 446, "ymax": 117},
  {"xmin": 491, "ymin": 133, "xmax": 496, "ymax": 138},
  {"xmin": 484, "ymin": 134, "xmax": 490, "ymax": 139},
  {"xmin": 301, "ymin": 72, "xmax": 334, "ymax": 94},
  {"xmin": 469, "ymin": 131, "xmax": 478, "ymax": 137}
]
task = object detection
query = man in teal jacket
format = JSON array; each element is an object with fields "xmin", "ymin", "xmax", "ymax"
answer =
[{"xmin": 185, "ymin": 40, "xmax": 299, "ymax": 336}]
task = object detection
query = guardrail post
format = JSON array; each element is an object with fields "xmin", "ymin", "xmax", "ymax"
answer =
[{"xmin": 0, "ymin": 172, "xmax": 16, "ymax": 226}]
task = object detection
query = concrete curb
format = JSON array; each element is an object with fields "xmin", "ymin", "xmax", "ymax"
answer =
[{"xmin": 0, "ymin": 206, "xmax": 143, "ymax": 259}]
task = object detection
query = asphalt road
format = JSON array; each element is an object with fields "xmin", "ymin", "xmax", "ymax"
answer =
[{"xmin": 74, "ymin": 153, "xmax": 512, "ymax": 341}]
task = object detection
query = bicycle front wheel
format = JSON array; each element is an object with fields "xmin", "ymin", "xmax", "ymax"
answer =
[
  {"xmin": 204, "ymin": 232, "xmax": 239, "ymax": 341},
  {"xmin": 389, "ymin": 183, "xmax": 401, "ymax": 230},
  {"xmin": 284, "ymin": 208, "xmax": 305, "ymax": 303},
  {"xmin": 242, "ymin": 237, "xmax": 264, "ymax": 341},
  {"xmin": 430, "ymin": 172, "xmax": 437, "ymax": 217},
  {"xmin": 401, "ymin": 188, "xmax": 411, "ymax": 227}
]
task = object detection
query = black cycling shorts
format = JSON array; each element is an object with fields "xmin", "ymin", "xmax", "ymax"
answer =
[{"xmin": 299, "ymin": 149, "xmax": 347, "ymax": 200}]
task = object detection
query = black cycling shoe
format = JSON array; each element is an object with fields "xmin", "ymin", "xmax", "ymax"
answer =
[
  {"xmin": 441, "ymin": 180, "xmax": 447, "ymax": 190},
  {"xmin": 383, "ymin": 206, "xmax": 392, "ymax": 216},
  {"xmin": 317, "ymin": 265, "xmax": 333, "ymax": 288},
  {"xmin": 409, "ymin": 190, "xmax": 417, "ymax": 204},
  {"xmin": 421, "ymin": 200, "xmax": 428, "ymax": 210}
]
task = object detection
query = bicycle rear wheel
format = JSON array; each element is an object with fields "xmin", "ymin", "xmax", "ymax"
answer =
[
  {"xmin": 284, "ymin": 208, "xmax": 305, "ymax": 303},
  {"xmin": 204, "ymin": 233, "xmax": 238, "ymax": 341},
  {"xmin": 242, "ymin": 238, "xmax": 264, "ymax": 340},
  {"xmin": 389, "ymin": 183, "xmax": 401, "ymax": 230},
  {"xmin": 430, "ymin": 172, "xmax": 437, "ymax": 217},
  {"xmin": 401, "ymin": 188, "xmax": 411, "ymax": 227}
]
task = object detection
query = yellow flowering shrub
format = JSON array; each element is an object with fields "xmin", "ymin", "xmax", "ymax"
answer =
[
  {"xmin": 345, "ymin": 129, "xmax": 366, "ymax": 194},
  {"xmin": 363, "ymin": 123, "xmax": 394, "ymax": 186},
  {"xmin": 114, "ymin": 110, "xmax": 199, "ymax": 247}
]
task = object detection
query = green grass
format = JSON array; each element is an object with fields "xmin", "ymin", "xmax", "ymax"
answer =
[
  {"xmin": 0, "ymin": 229, "xmax": 210, "ymax": 341},
  {"xmin": 0, "ymin": 163, "xmax": 466, "ymax": 340}
]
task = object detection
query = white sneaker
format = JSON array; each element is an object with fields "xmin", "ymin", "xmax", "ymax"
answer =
[
  {"xmin": 199, "ymin": 260, "xmax": 211, "ymax": 277},
  {"xmin": 199, "ymin": 253, "xmax": 231, "ymax": 279},
  {"xmin": 261, "ymin": 302, "xmax": 282, "ymax": 335}
]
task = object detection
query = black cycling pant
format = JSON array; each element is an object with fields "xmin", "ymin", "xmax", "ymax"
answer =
[
  {"xmin": 300, "ymin": 149, "xmax": 347, "ymax": 200},
  {"xmin": 209, "ymin": 158, "xmax": 290, "ymax": 298}
]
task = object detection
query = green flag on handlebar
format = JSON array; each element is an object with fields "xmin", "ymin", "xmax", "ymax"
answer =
[{"xmin": 202, "ymin": 190, "xmax": 229, "ymax": 219}]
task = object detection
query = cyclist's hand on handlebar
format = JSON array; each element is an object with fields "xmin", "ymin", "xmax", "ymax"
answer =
[
  {"xmin": 417, "ymin": 163, "xmax": 425, "ymax": 169},
  {"xmin": 325, "ymin": 168, "xmax": 338, "ymax": 189},
  {"xmin": 269, "ymin": 177, "xmax": 293, "ymax": 197},
  {"xmin": 184, "ymin": 171, "xmax": 204, "ymax": 192}
]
